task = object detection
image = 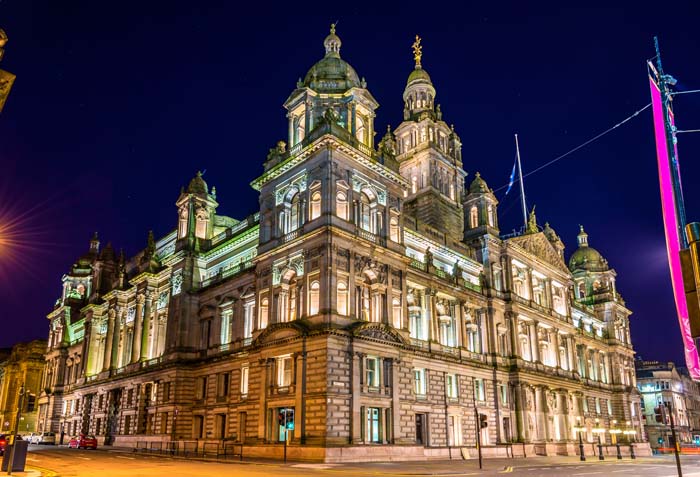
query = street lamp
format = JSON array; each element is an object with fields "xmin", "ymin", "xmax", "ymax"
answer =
[
  {"xmin": 609, "ymin": 419, "xmax": 622, "ymax": 460},
  {"xmin": 592, "ymin": 418, "xmax": 606, "ymax": 461},
  {"xmin": 573, "ymin": 416, "xmax": 586, "ymax": 461},
  {"xmin": 623, "ymin": 421, "xmax": 637, "ymax": 460}
]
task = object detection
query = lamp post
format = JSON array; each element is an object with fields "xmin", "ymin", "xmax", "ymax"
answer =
[
  {"xmin": 592, "ymin": 418, "xmax": 605, "ymax": 461},
  {"xmin": 623, "ymin": 421, "xmax": 636, "ymax": 460},
  {"xmin": 574, "ymin": 416, "xmax": 586, "ymax": 461},
  {"xmin": 610, "ymin": 420, "xmax": 622, "ymax": 460}
]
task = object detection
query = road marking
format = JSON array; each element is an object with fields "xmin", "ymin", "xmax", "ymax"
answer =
[
  {"xmin": 572, "ymin": 473, "xmax": 603, "ymax": 476},
  {"xmin": 499, "ymin": 466, "xmax": 513, "ymax": 473},
  {"xmin": 77, "ymin": 456, "xmax": 91, "ymax": 460},
  {"xmin": 115, "ymin": 455, "xmax": 135, "ymax": 460},
  {"xmin": 612, "ymin": 470, "xmax": 633, "ymax": 473}
]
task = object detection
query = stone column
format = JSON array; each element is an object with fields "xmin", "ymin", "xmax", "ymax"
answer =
[
  {"xmin": 131, "ymin": 294, "xmax": 144, "ymax": 364},
  {"xmin": 112, "ymin": 309, "xmax": 122, "ymax": 369},
  {"xmin": 529, "ymin": 322, "xmax": 540, "ymax": 362},
  {"xmin": 351, "ymin": 352, "xmax": 362, "ymax": 443},
  {"xmin": 426, "ymin": 289, "xmax": 436, "ymax": 342},
  {"xmin": 390, "ymin": 358, "xmax": 400, "ymax": 443},
  {"xmin": 140, "ymin": 292, "xmax": 152, "ymax": 361},
  {"xmin": 102, "ymin": 309, "xmax": 115, "ymax": 371},
  {"xmin": 509, "ymin": 313, "xmax": 520, "ymax": 358},
  {"xmin": 553, "ymin": 330, "xmax": 561, "ymax": 368},
  {"xmin": 81, "ymin": 320, "xmax": 92, "ymax": 376}
]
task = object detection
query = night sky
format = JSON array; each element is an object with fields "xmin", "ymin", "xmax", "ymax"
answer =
[{"xmin": 1, "ymin": 2, "xmax": 699, "ymax": 365}]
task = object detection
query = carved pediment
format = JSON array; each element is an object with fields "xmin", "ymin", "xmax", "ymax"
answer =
[
  {"xmin": 350, "ymin": 322, "xmax": 406, "ymax": 345},
  {"xmin": 254, "ymin": 321, "xmax": 308, "ymax": 345},
  {"xmin": 508, "ymin": 232, "xmax": 568, "ymax": 272}
]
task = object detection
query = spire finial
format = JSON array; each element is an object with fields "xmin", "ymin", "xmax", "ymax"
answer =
[
  {"xmin": 412, "ymin": 35, "xmax": 423, "ymax": 68},
  {"xmin": 330, "ymin": 22, "xmax": 336, "ymax": 35}
]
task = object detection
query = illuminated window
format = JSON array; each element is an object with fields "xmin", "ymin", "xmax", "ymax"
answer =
[
  {"xmin": 414, "ymin": 368, "xmax": 426, "ymax": 395},
  {"xmin": 365, "ymin": 356, "xmax": 380, "ymax": 387},
  {"xmin": 276, "ymin": 356, "xmax": 293, "ymax": 387},
  {"xmin": 310, "ymin": 191, "xmax": 321, "ymax": 220},
  {"xmin": 220, "ymin": 310, "xmax": 232, "ymax": 344},
  {"xmin": 470, "ymin": 206, "xmax": 478, "ymax": 228},
  {"xmin": 389, "ymin": 216, "xmax": 400, "ymax": 242},
  {"xmin": 259, "ymin": 297, "xmax": 269, "ymax": 329},
  {"xmin": 392, "ymin": 296, "xmax": 402, "ymax": 329},
  {"xmin": 337, "ymin": 280, "xmax": 348, "ymax": 316},
  {"xmin": 474, "ymin": 378, "xmax": 485, "ymax": 401},
  {"xmin": 487, "ymin": 205, "xmax": 494, "ymax": 227},
  {"xmin": 446, "ymin": 374, "xmax": 458, "ymax": 399},
  {"xmin": 336, "ymin": 191, "xmax": 349, "ymax": 220},
  {"xmin": 309, "ymin": 281, "xmax": 320, "ymax": 315},
  {"xmin": 240, "ymin": 366, "xmax": 249, "ymax": 395}
]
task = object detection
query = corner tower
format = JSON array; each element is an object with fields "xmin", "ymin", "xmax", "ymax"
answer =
[{"xmin": 394, "ymin": 36, "xmax": 466, "ymax": 242}]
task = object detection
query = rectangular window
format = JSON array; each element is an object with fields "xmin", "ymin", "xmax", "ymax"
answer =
[
  {"xmin": 414, "ymin": 368, "xmax": 426, "ymax": 396},
  {"xmin": 366, "ymin": 407, "xmax": 381, "ymax": 443},
  {"xmin": 243, "ymin": 302, "xmax": 254, "ymax": 339},
  {"xmin": 217, "ymin": 372, "xmax": 230, "ymax": 398},
  {"xmin": 162, "ymin": 382, "xmax": 171, "ymax": 403},
  {"xmin": 277, "ymin": 356, "xmax": 293, "ymax": 387},
  {"xmin": 607, "ymin": 399, "xmax": 613, "ymax": 415},
  {"xmin": 474, "ymin": 378, "xmax": 485, "ymax": 402},
  {"xmin": 365, "ymin": 356, "xmax": 380, "ymax": 388},
  {"xmin": 241, "ymin": 367, "xmax": 249, "ymax": 395},
  {"xmin": 446, "ymin": 374, "xmax": 458, "ymax": 399},
  {"xmin": 583, "ymin": 396, "xmax": 589, "ymax": 413},
  {"xmin": 221, "ymin": 310, "xmax": 232, "ymax": 344},
  {"xmin": 595, "ymin": 397, "xmax": 601, "ymax": 414},
  {"xmin": 631, "ymin": 402, "xmax": 637, "ymax": 417},
  {"xmin": 195, "ymin": 376, "xmax": 207, "ymax": 400},
  {"xmin": 499, "ymin": 384, "xmax": 508, "ymax": 406}
]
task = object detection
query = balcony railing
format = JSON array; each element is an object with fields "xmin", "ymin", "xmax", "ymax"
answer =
[{"xmin": 200, "ymin": 260, "xmax": 255, "ymax": 289}]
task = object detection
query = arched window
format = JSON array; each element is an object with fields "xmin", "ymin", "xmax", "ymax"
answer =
[
  {"xmin": 389, "ymin": 216, "xmax": 400, "ymax": 242},
  {"xmin": 259, "ymin": 298, "xmax": 269, "ymax": 329},
  {"xmin": 411, "ymin": 177, "xmax": 418, "ymax": 194},
  {"xmin": 487, "ymin": 205, "xmax": 494, "ymax": 227},
  {"xmin": 578, "ymin": 283, "xmax": 586, "ymax": 299},
  {"xmin": 337, "ymin": 281, "xmax": 348, "ymax": 316},
  {"xmin": 310, "ymin": 191, "xmax": 321, "ymax": 220},
  {"xmin": 392, "ymin": 296, "xmax": 402, "ymax": 329},
  {"xmin": 309, "ymin": 281, "xmax": 320, "ymax": 316},
  {"xmin": 289, "ymin": 192, "xmax": 300, "ymax": 231},
  {"xmin": 470, "ymin": 206, "xmax": 478, "ymax": 228},
  {"xmin": 336, "ymin": 191, "xmax": 349, "ymax": 220},
  {"xmin": 356, "ymin": 116, "xmax": 366, "ymax": 144}
]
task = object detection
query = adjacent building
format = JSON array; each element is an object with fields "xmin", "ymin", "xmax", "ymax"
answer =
[
  {"xmin": 0, "ymin": 340, "xmax": 46, "ymax": 435},
  {"xmin": 36, "ymin": 27, "xmax": 649, "ymax": 461},
  {"xmin": 636, "ymin": 360, "xmax": 700, "ymax": 449}
]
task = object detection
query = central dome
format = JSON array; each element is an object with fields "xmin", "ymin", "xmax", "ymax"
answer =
[
  {"xmin": 302, "ymin": 25, "xmax": 362, "ymax": 93},
  {"xmin": 568, "ymin": 226, "xmax": 609, "ymax": 272}
]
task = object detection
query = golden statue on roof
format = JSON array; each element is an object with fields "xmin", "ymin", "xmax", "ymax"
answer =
[{"xmin": 412, "ymin": 35, "xmax": 422, "ymax": 68}]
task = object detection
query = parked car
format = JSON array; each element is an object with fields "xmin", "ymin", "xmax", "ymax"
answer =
[
  {"xmin": 30, "ymin": 432, "xmax": 56, "ymax": 445},
  {"xmin": 0, "ymin": 434, "xmax": 6, "ymax": 455},
  {"xmin": 68, "ymin": 434, "xmax": 97, "ymax": 450}
]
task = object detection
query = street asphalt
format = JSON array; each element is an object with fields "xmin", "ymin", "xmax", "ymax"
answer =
[{"xmin": 15, "ymin": 444, "xmax": 700, "ymax": 477}]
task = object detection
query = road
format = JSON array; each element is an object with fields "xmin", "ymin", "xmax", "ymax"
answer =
[{"xmin": 17, "ymin": 445, "xmax": 700, "ymax": 477}]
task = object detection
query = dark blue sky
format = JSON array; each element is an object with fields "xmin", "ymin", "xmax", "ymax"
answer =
[{"xmin": 1, "ymin": 1, "xmax": 699, "ymax": 364}]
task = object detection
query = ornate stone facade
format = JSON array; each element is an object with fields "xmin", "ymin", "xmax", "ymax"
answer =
[
  {"xmin": 36, "ymin": 27, "xmax": 649, "ymax": 461},
  {"xmin": 0, "ymin": 341, "xmax": 46, "ymax": 434}
]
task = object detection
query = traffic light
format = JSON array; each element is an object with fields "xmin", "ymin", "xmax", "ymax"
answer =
[
  {"xmin": 25, "ymin": 393, "xmax": 36, "ymax": 412},
  {"xmin": 658, "ymin": 437, "xmax": 664, "ymax": 445},
  {"xmin": 479, "ymin": 413, "xmax": 488, "ymax": 429},
  {"xmin": 278, "ymin": 411, "xmax": 285, "ymax": 427},
  {"xmin": 286, "ymin": 409, "xmax": 295, "ymax": 430}
]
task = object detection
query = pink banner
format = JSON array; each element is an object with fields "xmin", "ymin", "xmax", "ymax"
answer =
[{"xmin": 649, "ymin": 74, "xmax": 700, "ymax": 379}]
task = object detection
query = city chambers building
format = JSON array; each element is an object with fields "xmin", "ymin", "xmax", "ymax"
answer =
[{"xmin": 36, "ymin": 27, "xmax": 650, "ymax": 461}]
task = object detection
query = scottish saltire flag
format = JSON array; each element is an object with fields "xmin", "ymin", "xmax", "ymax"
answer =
[{"xmin": 504, "ymin": 159, "xmax": 517, "ymax": 195}]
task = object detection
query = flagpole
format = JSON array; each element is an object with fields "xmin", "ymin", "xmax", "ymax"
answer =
[{"xmin": 515, "ymin": 134, "xmax": 528, "ymax": 230}]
